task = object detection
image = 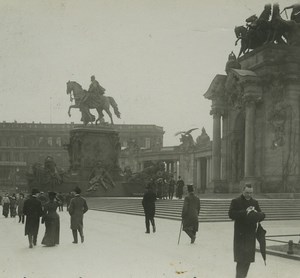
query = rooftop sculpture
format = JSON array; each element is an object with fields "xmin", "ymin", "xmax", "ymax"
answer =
[{"xmin": 235, "ymin": 3, "xmax": 300, "ymax": 57}]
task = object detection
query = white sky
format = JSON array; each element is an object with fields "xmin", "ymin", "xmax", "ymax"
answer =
[{"xmin": 0, "ymin": 0, "xmax": 294, "ymax": 145}]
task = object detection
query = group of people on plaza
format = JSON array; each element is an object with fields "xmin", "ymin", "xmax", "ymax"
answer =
[
  {"xmin": 151, "ymin": 175, "xmax": 185, "ymax": 200},
  {"xmin": 142, "ymin": 179, "xmax": 200, "ymax": 243},
  {"xmin": 1, "ymin": 187, "xmax": 88, "ymax": 248},
  {"xmin": 2, "ymin": 178, "xmax": 264, "ymax": 277},
  {"xmin": 142, "ymin": 180, "xmax": 265, "ymax": 278}
]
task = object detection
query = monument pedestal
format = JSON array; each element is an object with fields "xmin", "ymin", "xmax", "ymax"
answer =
[{"xmin": 65, "ymin": 126, "xmax": 125, "ymax": 196}]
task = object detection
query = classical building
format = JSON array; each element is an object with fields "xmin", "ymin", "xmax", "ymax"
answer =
[
  {"xmin": 119, "ymin": 127, "xmax": 213, "ymax": 193},
  {"xmin": 205, "ymin": 44, "xmax": 300, "ymax": 193}
]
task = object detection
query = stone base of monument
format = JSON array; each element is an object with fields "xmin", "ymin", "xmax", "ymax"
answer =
[{"xmin": 64, "ymin": 126, "xmax": 127, "ymax": 196}]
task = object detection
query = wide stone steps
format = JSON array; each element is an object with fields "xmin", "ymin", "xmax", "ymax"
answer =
[{"xmin": 87, "ymin": 198, "xmax": 300, "ymax": 222}]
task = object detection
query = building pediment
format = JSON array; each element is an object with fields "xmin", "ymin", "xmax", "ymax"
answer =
[
  {"xmin": 204, "ymin": 74, "xmax": 227, "ymax": 100},
  {"xmin": 225, "ymin": 69, "xmax": 258, "ymax": 91},
  {"xmin": 225, "ymin": 69, "xmax": 262, "ymax": 109}
]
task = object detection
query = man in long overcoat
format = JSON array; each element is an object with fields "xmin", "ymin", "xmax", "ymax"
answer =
[
  {"xmin": 228, "ymin": 184, "xmax": 265, "ymax": 278},
  {"xmin": 23, "ymin": 189, "xmax": 43, "ymax": 248},
  {"xmin": 142, "ymin": 181, "xmax": 157, "ymax": 233},
  {"xmin": 176, "ymin": 176, "xmax": 184, "ymax": 199},
  {"xmin": 181, "ymin": 185, "xmax": 200, "ymax": 243},
  {"xmin": 68, "ymin": 187, "xmax": 88, "ymax": 243}
]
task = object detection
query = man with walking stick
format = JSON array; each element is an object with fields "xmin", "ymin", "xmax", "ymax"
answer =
[{"xmin": 180, "ymin": 185, "xmax": 200, "ymax": 244}]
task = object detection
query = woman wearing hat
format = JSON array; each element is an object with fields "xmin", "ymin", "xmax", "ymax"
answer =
[
  {"xmin": 1, "ymin": 193, "xmax": 10, "ymax": 218},
  {"xmin": 41, "ymin": 192, "xmax": 60, "ymax": 247}
]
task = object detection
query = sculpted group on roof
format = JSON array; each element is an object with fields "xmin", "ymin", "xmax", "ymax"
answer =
[{"xmin": 235, "ymin": 3, "xmax": 300, "ymax": 57}]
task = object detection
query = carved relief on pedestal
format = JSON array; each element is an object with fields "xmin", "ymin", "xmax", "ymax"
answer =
[{"xmin": 66, "ymin": 132, "xmax": 84, "ymax": 171}]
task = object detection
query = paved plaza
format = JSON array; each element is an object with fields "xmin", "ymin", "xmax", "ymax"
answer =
[{"xmin": 0, "ymin": 208, "xmax": 299, "ymax": 278}]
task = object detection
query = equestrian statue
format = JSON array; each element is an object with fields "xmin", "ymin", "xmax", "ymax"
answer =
[{"xmin": 66, "ymin": 76, "xmax": 121, "ymax": 125}]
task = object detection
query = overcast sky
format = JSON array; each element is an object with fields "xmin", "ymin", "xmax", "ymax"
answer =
[{"xmin": 0, "ymin": 0, "xmax": 294, "ymax": 146}]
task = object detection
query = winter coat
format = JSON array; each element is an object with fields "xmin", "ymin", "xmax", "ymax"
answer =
[
  {"xmin": 68, "ymin": 195, "xmax": 88, "ymax": 230},
  {"xmin": 228, "ymin": 195, "xmax": 265, "ymax": 263},
  {"xmin": 23, "ymin": 196, "xmax": 43, "ymax": 236},
  {"xmin": 176, "ymin": 179, "xmax": 184, "ymax": 198},
  {"xmin": 17, "ymin": 198, "xmax": 25, "ymax": 215},
  {"xmin": 142, "ymin": 191, "xmax": 157, "ymax": 218},
  {"xmin": 181, "ymin": 193, "xmax": 200, "ymax": 231}
]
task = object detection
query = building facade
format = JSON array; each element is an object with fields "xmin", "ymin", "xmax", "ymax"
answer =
[
  {"xmin": 0, "ymin": 122, "xmax": 164, "ymax": 192},
  {"xmin": 205, "ymin": 44, "xmax": 300, "ymax": 193}
]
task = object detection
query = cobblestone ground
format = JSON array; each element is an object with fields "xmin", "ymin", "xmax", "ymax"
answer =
[{"xmin": 0, "ymin": 209, "xmax": 299, "ymax": 278}]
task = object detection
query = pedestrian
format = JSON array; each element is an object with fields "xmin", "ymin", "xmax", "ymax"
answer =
[
  {"xmin": 41, "ymin": 192, "xmax": 60, "ymax": 247},
  {"xmin": 17, "ymin": 193, "xmax": 25, "ymax": 223},
  {"xmin": 65, "ymin": 192, "xmax": 73, "ymax": 211},
  {"xmin": 56, "ymin": 192, "xmax": 65, "ymax": 212},
  {"xmin": 23, "ymin": 189, "xmax": 43, "ymax": 248},
  {"xmin": 9, "ymin": 193, "xmax": 17, "ymax": 217},
  {"xmin": 2, "ymin": 193, "xmax": 10, "ymax": 218},
  {"xmin": 156, "ymin": 178, "xmax": 163, "ymax": 199},
  {"xmin": 181, "ymin": 185, "xmax": 200, "ymax": 243},
  {"xmin": 168, "ymin": 175, "xmax": 175, "ymax": 200},
  {"xmin": 142, "ymin": 181, "xmax": 157, "ymax": 233},
  {"xmin": 228, "ymin": 184, "xmax": 265, "ymax": 278},
  {"xmin": 68, "ymin": 187, "xmax": 88, "ymax": 244},
  {"xmin": 176, "ymin": 176, "xmax": 184, "ymax": 199}
]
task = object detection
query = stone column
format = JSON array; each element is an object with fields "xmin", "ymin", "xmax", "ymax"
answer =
[
  {"xmin": 170, "ymin": 161, "xmax": 175, "ymax": 174},
  {"xmin": 244, "ymin": 98, "xmax": 256, "ymax": 177},
  {"xmin": 241, "ymin": 83, "xmax": 262, "ymax": 191},
  {"xmin": 196, "ymin": 159, "xmax": 201, "ymax": 190},
  {"xmin": 211, "ymin": 108, "xmax": 222, "ymax": 181}
]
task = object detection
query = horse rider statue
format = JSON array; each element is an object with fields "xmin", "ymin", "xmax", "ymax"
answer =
[{"xmin": 89, "ymin": 75, "xmax": 105, "ymax": 96}]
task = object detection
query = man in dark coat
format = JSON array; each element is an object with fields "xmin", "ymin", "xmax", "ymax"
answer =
[
  {"xmin": 228, "ymin": 184, "xmax": 265, "ymax": 278},
  {"xmin": 181, "ymin": 185, "xmax": 200, "ymax": 243},
  {"xmin": 23, "ymin": 189, "xmax": 43, "ymax": 248},
  {"xmin": 142, "ymin": 181, "xmax": 157, "ymax": 233},
  {"xmin": 168, "ymin": 176, "xmax": 176, "ymax": 200},
  {"xmin": 176, "ymin": 176, "xmax": 184, "ymax": 199},
  {"xmin": 68, "ymin": 187, "xmax": 88, "ymax": 243}
]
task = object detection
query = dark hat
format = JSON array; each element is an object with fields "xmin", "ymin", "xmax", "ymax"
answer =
[
  {"xmin": 74, "ymin": 186, "xmax": 81, "ymax": 194},
  {"xmin": 48, "ymin": 191, "xmax": 56, "ymax": 198},
  {"xmin": 31, "ymin": 188, "xmax": 40, "ymax": 195},
  {"xmin": 187, "ymin": 185, "xmax": 194, "ymax": 192}
]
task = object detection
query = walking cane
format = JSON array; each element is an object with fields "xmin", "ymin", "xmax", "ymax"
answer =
[{"xmin": 177, "ymin": 221, "xmax": 183, "ymax": 245}]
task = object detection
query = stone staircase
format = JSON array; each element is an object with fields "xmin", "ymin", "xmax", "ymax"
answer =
[{"xmin": 87, "ymin": 197, "xmax": 300, "ymax": 222}]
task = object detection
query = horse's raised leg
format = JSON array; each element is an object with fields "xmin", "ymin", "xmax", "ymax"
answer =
[
  {"xmin": 68, "ymin": 105, "xmax": 72, "ymax": 117},
  {"xmin": 68, "ymin": 104, "xmax": 80, "ymax": 117},
  {"xmin": 105, "ymin": 108, "xmax": 114, "ymax": 125}
]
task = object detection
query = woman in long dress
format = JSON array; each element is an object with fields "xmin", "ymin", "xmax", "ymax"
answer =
[
  {"xmin": 2, "ymin": 193, "xmax": 10, "ymax": 218},
  {"xmin": 41, "ymin": 192, "xmax": 60, "ymax": 247}
]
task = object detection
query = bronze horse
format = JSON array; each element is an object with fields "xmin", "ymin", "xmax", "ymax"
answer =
[
  {"xmin": 270, "ymin": 3, "xmax": 300, "ymax": 46},
  {"xmin": 66, "ymin": 81, "xmax": 121, "ymax": 125},
  {"xmin": 235, "ymin": 4, "xmax": 272, "ymax": 57}
]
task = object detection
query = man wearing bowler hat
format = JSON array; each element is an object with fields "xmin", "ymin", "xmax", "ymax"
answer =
[
  {"xmin": 23, "ymin": 188, "xmax": 43, "ymax": 248},
  {"xmin": 181, "ymin": 185, "xmax": 200, "ymax": 244},
  {"xmin": 68, "ymin": 186, "xmax": 88, "ymax": 243}
]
